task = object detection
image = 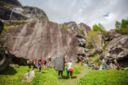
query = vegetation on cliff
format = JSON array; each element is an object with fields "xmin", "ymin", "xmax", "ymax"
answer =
[{"xmin": 115, "ymin": 19, "xmax": 128, "ymax": 35}]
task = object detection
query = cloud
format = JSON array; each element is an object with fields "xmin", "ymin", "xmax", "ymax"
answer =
[{"xmin": 19, "ymin": 0, "xmax": 128, "ymax": 30}]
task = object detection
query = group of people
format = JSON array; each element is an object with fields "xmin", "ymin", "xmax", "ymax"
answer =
[
  {"xmin": 26, "ymin": 54, "xmax": 121, "ymax": 80},
  {"xmin": 27, "ymin": 56, "xmax": 52, "ymax": 72},
  {"xmin": 27, "ymin": 55, "xmax": 74, "ymax": 79},
  {"xmin": 54, "ymin": 55, "xmax": 74, "ymax": 79}
]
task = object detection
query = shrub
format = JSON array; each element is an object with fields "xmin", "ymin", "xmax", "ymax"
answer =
[
  {"xmin": 92, "ymin": 24, "xmax": 108, "ymax": 36},
  {"xmin": 86, "ymin": 31, "xmax": 102, "ymax": 51}
]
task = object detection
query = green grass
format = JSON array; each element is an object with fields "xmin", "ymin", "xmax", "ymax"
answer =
[
  {"xmin": 1, "ymin": 64, "xmax": 128, "ymax": 85},
  {"xmin": 0, "ymin": 66, "xmax": 59, "ymax": 85},
  {"xmin": 73, "ymin": 64, "xmax": 83, "ymax": 75},
  {"xmin": 32, "ymin": 63, "xmax": 83, "ymax": 85},
  {"xmin": 77, "ymin": 70, "xmax": 128, "ymax": 85},
  {"xmin": 0, "ymin": 64, "xmax": 83, "ymax": 85},
  {"xmin": 32, "ymin": 68, "xmax": 59, "ymax": 85},
  {"xmin": 0, "ymin": 66, "xmax": 30, "ymax": 85}
]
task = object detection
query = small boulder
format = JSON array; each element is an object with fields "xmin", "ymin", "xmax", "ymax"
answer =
[{"xmin": 22, "ymin": 70, "xmax": 35, "ymax": 82}]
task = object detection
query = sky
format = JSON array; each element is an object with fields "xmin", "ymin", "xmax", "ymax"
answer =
[{"xmin": 19, "ymin": 0, "xmax": 128, "ymax": 30}]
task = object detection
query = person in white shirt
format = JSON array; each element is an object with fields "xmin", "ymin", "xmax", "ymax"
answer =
[{"xmin": 66, "ymin": 60, "xmax": 73, "ymax": 78}]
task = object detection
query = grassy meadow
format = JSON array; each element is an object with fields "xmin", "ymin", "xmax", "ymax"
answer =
[{"xmin": 0, "ymin": 64, "xmax": 128, "ymax": 85}]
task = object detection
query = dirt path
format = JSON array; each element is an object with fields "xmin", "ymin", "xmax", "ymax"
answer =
[{"xmin": 59, "ymin": 65, "xmax": 90, "ymax": 85}]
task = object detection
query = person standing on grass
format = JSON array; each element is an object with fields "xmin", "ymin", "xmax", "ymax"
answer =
[
  {"xmin": 66, "ymin": 60, "xmax": 73, "ymax": 78},
  {"xmin": 38, "ymin": 59, "xmax": 42, "ymax": 72},
  {"xmin": 33, "ymin": 58, "xmax": 37, "ymax": 67},
  {"xmin": 47, "ymin": 56, "xmax": 52, "ymax": 68},
  {"xmin": 32, "ymin": 58, "xmax": 41, "ymax": 72},
  {"xmin": 40, "ymin": 57, "xmax": 46, "ymax": 69},
  {"xmin": 54, "ymin": 55, "xmax": 65, "ymax": 79}
]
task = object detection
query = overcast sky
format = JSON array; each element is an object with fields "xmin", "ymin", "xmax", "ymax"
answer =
[{"xmin": 19, "ymin": 0, "xmax": 128, "ymax": 30}]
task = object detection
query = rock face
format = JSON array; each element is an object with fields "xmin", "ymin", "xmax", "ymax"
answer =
[
  {"xmin": 1, "ymin": 19, "xmax": 90, "ymax": 61},
  {"xmin": 23, "ymin": 6, "xmax": 48, "ymax": 20},
  {"xmin": 102, "ymin": 35, "xmax": 128, "ymax": 67},
  {"xmin": 0, "ymin": 0, "xmax": 91, "ymax": 67},
  {"xmin": 0, "ymin": 0, "xmax": 25, "ymax": 20},
  {"xmin": 1, "ymin": 0, "xmax": 22, "ymax": 6},
  {"xmin": 0, "ymin": 1, "xmax": 48, "ymax": 20},
  {"xmin": 104, "ymin": 30, "xmax": 121, "ymax": 41}
]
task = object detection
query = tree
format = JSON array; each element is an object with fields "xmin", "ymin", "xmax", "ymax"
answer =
[
  {"xmin": 115, "ymin": 21, "xmax": 121, "ymax": 29},
  {"xmin": 115, "ymin": 19, "xmax": 128, "ymax": 34},
  {"xmin": 121, "ymin": 19, "xmax": 128, "ymax": 28},
  {"xmin": 92, "ymin": 23, "xmax": 107, "ymax": 36}
]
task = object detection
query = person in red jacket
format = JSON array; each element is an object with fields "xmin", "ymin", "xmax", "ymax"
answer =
[{"xmin": 40, "ymin": 57, "xmax": 47, "ymax": 69}]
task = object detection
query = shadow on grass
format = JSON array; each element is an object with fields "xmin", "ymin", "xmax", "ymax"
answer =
[
  {"xmin": 0, "ymin": 66, "xmax": 17, "ymax": 75},
  {"xmin": 62, "ymin": 76, "xmax": 77, "ymax": 79}
]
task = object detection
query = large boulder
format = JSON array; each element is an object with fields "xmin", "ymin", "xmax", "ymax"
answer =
[
  {"xmin": 102, "ymin": 35, "xmax": 128, "ymax": 67},
  {"xmin": 0, "ymin": 47, "xmax": 11, "ymax": 72},
  {"xmin": 0, "ymin": 0, "xmax": 91, "ymax": 68},
  {"xmin": 104, "ymin": 29, "xmax": 121, "ymax": 41},
  {"xmin": 1, "ymin": 19, "xmax": 90, "ymax": 61},
  {"xmin": 22, "ymin": 70, "xmax": 35, "ymax": 82}
]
